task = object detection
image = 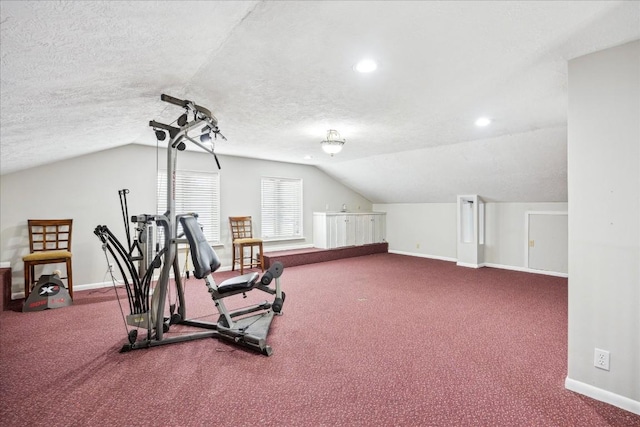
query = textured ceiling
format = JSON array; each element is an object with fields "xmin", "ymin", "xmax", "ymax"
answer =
[{"xmin": 1, "ymin": 1, "xmax": 639, "ymax": 202}]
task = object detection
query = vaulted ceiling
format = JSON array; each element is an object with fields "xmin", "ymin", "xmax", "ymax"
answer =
[{"xmin": 1, "ymin": 1, "xmax": 638, "ymax": 202}]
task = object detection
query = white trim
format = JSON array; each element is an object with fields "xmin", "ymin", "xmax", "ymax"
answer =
[
  {"xmin": 75, "ymin": 281, "xmax": 115, "ymax": 292},
  {"xmin": 524, "ymin": 210, "xmax": 568, "ymax": 269},
  {"xmin": 456, "ymin": 261, "xmax": 481, "ymax": 268},
  {"xmin": 388, "ymin": 250, "xmax": 457, "ymax": 263},
  {"xmin": 262, "ymin": 237, "xmax": 308, "ymax": 244},
  {"xmin": 264, "ymin": 243, "xmax": 314, "ymax": 253},
  {"xmin": 387, "ymin": 251, "xmax": 568, "ymax": 277},
  {"xmin": 565, "ymin": 377, "xmax": 640, "ymax": 415},
  {"xmin": 483, "ymin": 262, "xmax": 569, "ymax": 278}
]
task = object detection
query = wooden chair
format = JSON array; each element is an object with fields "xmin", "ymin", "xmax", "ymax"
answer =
[
  {"xmin": 23, "ymin": 219, "xmax": 73, "ymax": 299},
  {"xmin": 229, "ymin": 216, "xmax": 264, "ymax": 275}
]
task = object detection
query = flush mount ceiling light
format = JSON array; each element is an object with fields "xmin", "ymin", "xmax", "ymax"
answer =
[
  {"xmin": 321, "ymin": 130, "xmax": 346, "ymax": 156},
  {"xmin": 354, "ymin": 59, "xmax": 377, "ymax": 73},
  {"xmin": 475, "ymin": 117, "xmax": 492, "ymax": 127}
]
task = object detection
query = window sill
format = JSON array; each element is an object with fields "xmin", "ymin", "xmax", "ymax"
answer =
[
  {"xmin": 177, "ymin": 241, "xmax": 223, "ymax": 248},
  {"xmin": 187, "ymin": 239, "xmax": 305, "ymax": 248},
  {"xmin": 262, "ymin": 237, "xmax": 306, "ymax": 244}
]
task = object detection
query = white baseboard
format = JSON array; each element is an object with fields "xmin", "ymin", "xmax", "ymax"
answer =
[
  {"xmin": 386, "ymin": 251, "xmax": 568, "ymax": 277},
  {"xmin": 75, "ymin": 281, "xmax": 115, "ymax": 292},
  {"xmin": 388, "ymin": 250, "xmax": 457, "ymax": 263},
  {"xmin": 565, "ymin": 376, "xmax": 640, "ymax": 415},
  {"xmin": 457, "ymin": 261, "xmax": 481, "ymax": 268},
  {"xmin": 482, "ymin": 262, "xmax": 568, "ymax": 278}
]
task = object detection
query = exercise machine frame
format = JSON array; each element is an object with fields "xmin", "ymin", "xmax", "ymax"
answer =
[{"xmin": 94, "ymin": 94, "xmax": 284, "ymax": 355}]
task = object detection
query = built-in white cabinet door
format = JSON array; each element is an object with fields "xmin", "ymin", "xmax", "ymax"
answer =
[
  {"xmin": 313, "ymin": 212, "xmax": 386, "ymax": 249},
  {"xmin": 371, "ymin": 214, "xmax": 385, "ymax": 243},
  {"xmin": 327, "ymin": 215, "xmax": 340, "ymax": 249},
  {"xmin": 338, "ymin": 215, "xmax": 356, "ymax": 247},
  {"xmin": 355, "ymin": 214, "xmax": 369, "ymax": 245}
]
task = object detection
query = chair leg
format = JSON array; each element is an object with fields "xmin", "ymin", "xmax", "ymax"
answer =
[
  {"xmin": 24, "ymin": 263, "xmax": 32, "ymax": 299},
  {"xmin": 66, "ymin": 258, "xmax": 73, "ymax": 299},
  {"xmin": 258, "ymin": 243, "xmax": 264, "ymax": 272},
  {"xmin": 232, "ymin": 244, "xmax": 237, "ymax": 271},
  {"xmin": 239, "ymin": 244, "xmax": 244, "ymax": 275}
]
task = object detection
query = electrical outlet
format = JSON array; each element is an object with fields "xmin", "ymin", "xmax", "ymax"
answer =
[
  {"xmin": 416, "ymin": 243, "xmax": 420, "ymax": 249},
  {"xmin": 594, "ymin": 348, "xmax": 610, "ymax": 371}
]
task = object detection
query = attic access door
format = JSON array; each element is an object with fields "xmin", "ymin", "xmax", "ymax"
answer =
[{"xmin": 526, "ymin": 211, "xmax": 568, "ymax": 275}]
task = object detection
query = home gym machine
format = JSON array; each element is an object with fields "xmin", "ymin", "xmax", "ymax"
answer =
[{"xmin": 94, "ymin": 94, "xmax": 285, "ymax": 356}]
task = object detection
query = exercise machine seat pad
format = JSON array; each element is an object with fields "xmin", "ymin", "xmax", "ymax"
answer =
[
  {"xmin": 218, "ymin": 272, "xmax": 259, "ymax": 294},
  {"xmin": 180, "ymin": 216, "xmax": 222, "ymax": 279}
]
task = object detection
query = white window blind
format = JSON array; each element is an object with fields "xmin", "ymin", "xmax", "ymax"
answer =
[
  {"xmin": 261, "ymin": 177, "xmax": 303, "ymax": 240},
  {"xmin": 157, "ymin": 170, "xmax": 220, "ymax": 244}
]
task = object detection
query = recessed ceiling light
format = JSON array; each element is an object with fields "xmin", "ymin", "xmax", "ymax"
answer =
[
  {"xmin": 304, "ymin": 155, "xmax": 313, "ymax": 160},
  {"xmin": 354, "ymin": 59, "xmax": 377, "ymax": 73},
  {"xmin": 475, "ymin": 117, "xmax": 492, "ymax": 127}
]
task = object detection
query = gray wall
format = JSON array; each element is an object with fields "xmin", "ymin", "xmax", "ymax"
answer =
[
  {"xmin": 0, "ymin": 144, "xmax": 372, "ymax": 293},
  {"xmin": 566, "ymin": 40, "xmax": 639, "ymax": 408}
]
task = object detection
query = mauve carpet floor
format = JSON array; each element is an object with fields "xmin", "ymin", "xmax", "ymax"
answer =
[{"xmin": 1, "ymin": 253, "xmax": 638, "ymax": 426}]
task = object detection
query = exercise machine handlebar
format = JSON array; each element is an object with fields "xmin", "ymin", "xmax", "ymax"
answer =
[
  {"xmin": 149, "ymin": 120, "xmax": 180, "ymax": 138},
  {"xmin": 150, "ymin": 94, "xmax": 225, "ymax": 169},
  {"xmin": 160, "ymin": 94, "xmax": 217, "ymax": 127},
  {"xmin": 161, "ymin": 94, "xmax": 188, "ymax": 107}
]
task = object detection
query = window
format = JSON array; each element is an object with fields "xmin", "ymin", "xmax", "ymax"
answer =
[
  {"xmin": 261, "ymin": 177, "xmax": 303, "ymax": 240},
  {"xmin": 157, "ymin": 169, "xmax": 220, "ymax": 244}
]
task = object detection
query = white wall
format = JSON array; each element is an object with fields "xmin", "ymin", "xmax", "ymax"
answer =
[
  {"xmin": 484, "ymin": 203, "xmax": 567, "ymax": 269},
  {"xmin": 374, "ymin": 201, "xmax": 568, "ymax": 272},
  {"xmin": 373, "ymin": 203, "xmax": 457, "ymax": 261},
  {"xmin": 0, "ymin": 144, "xmax": 372, "ymax": 294},
  {"xmin": 566, "ymin": 40, "xmax": 639, "ymax": 412}
]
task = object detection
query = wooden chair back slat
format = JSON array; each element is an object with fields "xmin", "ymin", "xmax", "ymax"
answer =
[
  {"xmin": 27, "ymin": 219, "xmax": 73, "ymax": 253},
  {"xmin": 229, "ymin": 216, "xmax": 254, "ymax": 240}
]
